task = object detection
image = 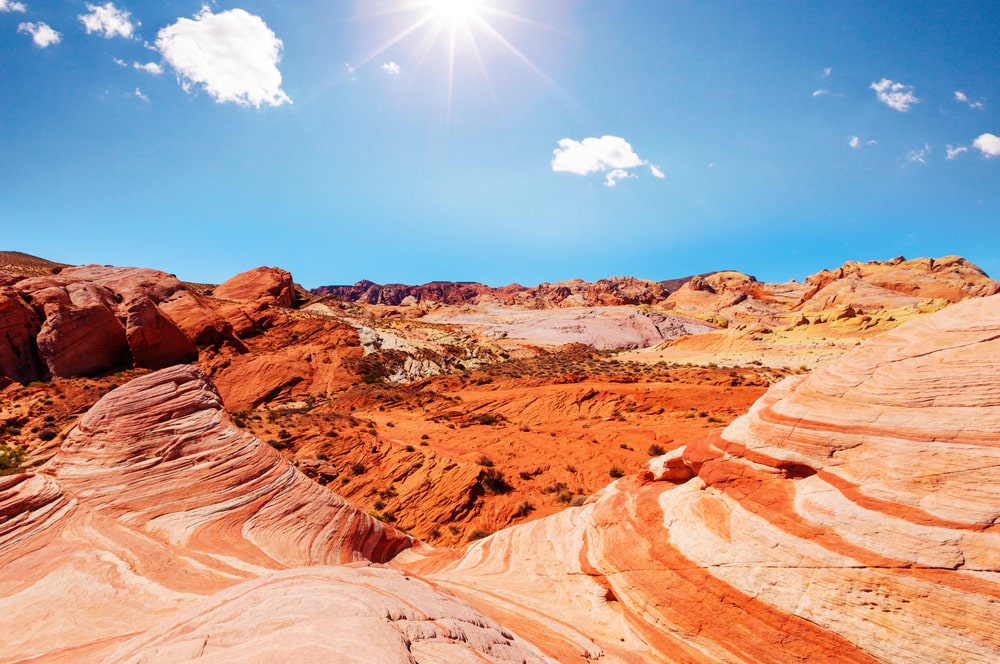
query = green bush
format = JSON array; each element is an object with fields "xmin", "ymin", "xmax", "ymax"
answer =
[
  {"xmin": 0, "ymin": 444, "xmax": 26, "ymax": 476},
  {"xmin": 609, "ymin": 466, "xmax": 626, "ymax": 479}
]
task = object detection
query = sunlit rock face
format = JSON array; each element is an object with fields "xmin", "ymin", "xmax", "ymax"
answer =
[
  {"xmin": 0, "ymin": 366, "xmax": 442, "ymax": 662},
  {"xmin": 214, "ymin": 265, "xmax": 296, "ymax": 308},
  {"xmin": 0, "ymin": 266, "xmax": 246, "ymax": 381},
  {"xmin": 407, "ymin": 293, "xmax": 1000, "ymax": 663}
]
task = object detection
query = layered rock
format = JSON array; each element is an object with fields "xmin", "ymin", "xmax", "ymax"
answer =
[
  {"xmin": 0, "ymin": 265, "xmax": 244, "ymax": 382},
  {"xmin": 407, "ymin": 293, "xmax": 1000, "ymax": 663},
  {"xmin": 0, "ymin": 366, "xmax": 448, "ymax": 662},
  {"xmin": 214, "ymin": 265, "xmax": 296, "ymax": 308},
  {"xmin": 105, "ymin": 565, "xmax": 554, "ymax": 664}
]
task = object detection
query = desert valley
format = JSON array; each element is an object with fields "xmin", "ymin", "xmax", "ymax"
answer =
[{"xmin": 1, "ymin": 249, "xmax": 999, "ymax": 662}]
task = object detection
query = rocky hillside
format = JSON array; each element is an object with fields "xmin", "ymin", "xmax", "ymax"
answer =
[
  {"xmin": 405, "ymin": 292, "xmax": 1000, "ymax": 662},
  {"xmin": 1, "ymin": 272, "xmax": 998, "ymax": 662}
]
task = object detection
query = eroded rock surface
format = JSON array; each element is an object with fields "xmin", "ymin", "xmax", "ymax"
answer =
[{"xmin": 406, "ymin": 293, "xmax": 1000, "ymax": 663}]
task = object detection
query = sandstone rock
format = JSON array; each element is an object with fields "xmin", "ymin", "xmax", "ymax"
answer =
[
  {"xmin": 408, "ymin": 294, "xmax": 1000, "ymax": 663},
  {"xmin": 124, "ymin": 297, "xmax": 198, "ymax": 369},
  {"xmin": 646, "ymin": 445, "xmax": 693, "ymax": 482},
  {"xmin": 46, "ymin": 365, "xmax": 413, "ymax": 566},
  {"xmin": 215, "ymin": 266, "xmax": 295, "ymax": 308},
  {"xmin": 0, "ymin": 288, "xmax": 43, "ymax": 383},
  {"xmin": 105, "ymin": 566, "xmax": 555, "ymax": 664}
]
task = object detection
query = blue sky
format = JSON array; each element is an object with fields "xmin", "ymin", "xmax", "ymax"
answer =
[{"xmin": 1, "ymin": 1, "xmax": 998, "ymax": 288}]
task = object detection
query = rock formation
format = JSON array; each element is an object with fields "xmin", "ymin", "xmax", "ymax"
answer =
[
  {"xmin": 406, "ymin": 293, "xmax": 1000, "ymax": 663},
  {"xmin": 214, "ymin": 265, "xmax": 296, "ymax": 308},
  {"xmin": 0, "ymin": 265, "xmax": 246, "ymax": 383}
]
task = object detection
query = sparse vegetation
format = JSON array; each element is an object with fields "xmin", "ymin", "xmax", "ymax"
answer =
[
  {"xmin": 609, "ymin": 466, "xmax": 625, "ymax": 478},
  {"xmin": 480, "ymin": 468, "xmax": 512, "ymax": 494},
  {"xmin": 648, "ymin": 444, "xmax": 665, "ymax": 456},
  {"xmin": 0, "ymin": 444, "xmax": 26, "ymax": 476}
]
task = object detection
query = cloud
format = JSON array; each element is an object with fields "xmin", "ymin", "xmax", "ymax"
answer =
[
  {"xmin": 870, "ymin": 78, "xmax": 919, "ymax": 112},
  {"xmin": 552, "ymin": 136, "xmax": 659, "ymax": 187},
  {"xmin": 17, "ymin": 21, "xmax": 61, "ymax": 47},
  {"xmin": 381, "ymin": 61, "xmax": 400, "ymax": 75},
  {"xmin": 113, "ymin": 57, "xmax": 127, "ymax": 67},
  {"xmin": 954, "ymin": 90, "xmax": 985, "ymax": 110},
  {"xmin": 848, "ymin": 136, "xmax": 860, "ymax": 149},
  {"xmin": 605, "ymin": 169, "xmax": 634, "ymax": 187},
  {"xmin": 134, "ymin": 61, "xmax": 163, "ymax": 75},
  {"xmin": 552, "ymin": 136, "xmax": 646, "ymax": 175},
  {"xmin": 0, "ymin": 1, "xmax": 26, "ymax": 13},
  {"xmin": 79, "ymin": 2, "xmax": 135, "ymax": 39},
  {"xmin": 973, "ymin": 133, "xmax": 1000, "ymax": 158},
  {"xmin": 812, "ymin": 89, "xmax": 829, "ymax": 97},
  {"xmin": 822, "ymin": 67, "xmax": 832, "ymax": 78},
  {"xmin": 906, "ymin": 144, "xmax": 931, "ymax": 164},
  {"xmin": 134, "ymin": 87, "xmax": 149, "ymax": 102},
  {"xmin": 946, "ymin": 145, "xmax": 968, "ymax": 160},
  {"xmin": 155, "ymin": 7, "xmax": 291, "ymax": 108}
]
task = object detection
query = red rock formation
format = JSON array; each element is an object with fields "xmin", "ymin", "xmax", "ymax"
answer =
[
  {"xmin": 47, "ymin": 365, "xmax": 412, "ymax": 566},
  {"xmin": 0, "ymin": 287, "xmax": 43, "ymax": 383},
  {"xmin": 1, "ymin": 266, "xmax": 242, "ymax": 381},
  {"xmin": 407, "ymin": 293, "xmax": 1000, "ymax": 663},
  {"xmin": 215, "ymin": 265, "xmax": 296, "ymax": 308}
]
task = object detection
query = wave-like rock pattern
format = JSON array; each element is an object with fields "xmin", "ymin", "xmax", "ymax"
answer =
[
  {"xmin": 105, "ymin": 565, "xmax": 554, "ymax": 664},
  {"xmin": 46, "ymin": 365, "xmax": 413, "ymax": 567},
  {"xmin": 409, "ymin": 293, "xmax": 1000, "ymax": 663}
]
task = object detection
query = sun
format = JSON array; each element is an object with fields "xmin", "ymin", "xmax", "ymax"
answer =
[
  {"xmin": 350, "ymin": 0, "xmax": 566, "ymax": 121},
  {"xmin": 424, "ymin": 0, "xmax": 484, "ymax": 22}
]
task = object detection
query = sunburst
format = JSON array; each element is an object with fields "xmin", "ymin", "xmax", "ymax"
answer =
[{"xmin": 350, "ymin": 0, "xmax": 565, "ymax": 120}]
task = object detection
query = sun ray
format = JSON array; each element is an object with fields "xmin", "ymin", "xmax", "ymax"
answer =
[{"xmin": 350, "ymin": 0, "xmax": 576, "ymax": 119}]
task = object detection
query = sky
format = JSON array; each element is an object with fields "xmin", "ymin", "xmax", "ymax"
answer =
[{"xmin": 1, "ymin": 1, "xmax": 998, "ymax": 288}]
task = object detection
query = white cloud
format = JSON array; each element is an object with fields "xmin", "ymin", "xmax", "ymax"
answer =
[
  {"xmin": 822, "ymin": 67, "xmax": 832, "ymax": 78},
  {"xmin": 0, "ymin": 1, "xmax": 27, "ymax": 13},
  {"xmin": 946, "ymin": 145, "xmax": 968, "ymax": 160},
  {"xmin": 870, "ymin": 78, "xmax": 919, "ymax": 112},
  {"xmin": 552, "ymin": 136, "xmax": 661, "ymax": 187},
  {"xmin": 155, "ymin": 7, "xmax": 291, "ymax": 108},
  {"xmin": 134, "ymin": 87, "xmax": 149, "ymax": 102},
  {"xmin": 79, "ymin": 2, "xmax": 135, "ymax": 39},
  {"xmin": 552, "ymin": 136, "xmax": 646, "ymax": 175},
  {"xmin": 848, "ymin": 136, "xmax": 860, "ymax": 149},
  {"xmin": 812, "ymin": 89, "xmax": 829, "ymax": 97},
  {"xmin": 134, "ymin": 61, "xmax": 163, "ymax": 75},
  {"xmin": 381, "ymin": 61, "xmax": 400, "ymax": 75},
  {"xmin": 113, "ymin": 57, "xmax": 127, "ymax": 67},
  {"xmin": 906, "ymin": 144, "xmax": 931, "ymax": 164},
  {"xmin": 955, "ymin": 90, "xmax": 985, "ymax": 110},
  {"xmin": 605, "ymin": 169, "xmax": 634, "ymax": 187},
  {"xmin": 973, "ymin": 133, "xmax": 1000, "ymax": 158},
  {"xmin": 17, "ymin": 21, "xmax": 61, "ymax": 47}
]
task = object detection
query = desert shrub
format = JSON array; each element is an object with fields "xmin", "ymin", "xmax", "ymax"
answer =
[
  {"xmin": 405, "ymin": 444, "xmax": 415, "ymax": 452},
  {"xmin": 277, "ymin": 429, "xmax": 291, "ymax": 440},
  {"xmin": 351, "ymin": 462, "xmax": 367, "ymax": 475},
  {"xmin": 373, "ymin": 499, "xmax": 386, "ymax": 510},
  {"xmin": 38, "ymin": 429, "xmax": 58, "ymax": 442},
  {"xmin": 476, "ymin": 454, "xmax": 494, "ymax": 467},
  {"xmin": 468, "ymin": 529, "xmax": 491, "ymax": 541},
  {"xmin": 648, "ymin": 444, "xmax": 666, "ymax": 456},
  {"xmin": 609, "ymin": 466, "xmax": 626, "ymax": 478},
  {"xmin": 0, "ymin": 444, "xmax": 26, "ymax": 476},
  {"xmin": 475, "ymin": 413, "xmax": 498, "ymax": 426},
  {"xmin": 513, "ymin": 501, "xmax": 535, "ymax": 518},
  {"xmin": 480, "ymin": 468, "xmax": 512, "ymax": 494}
]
